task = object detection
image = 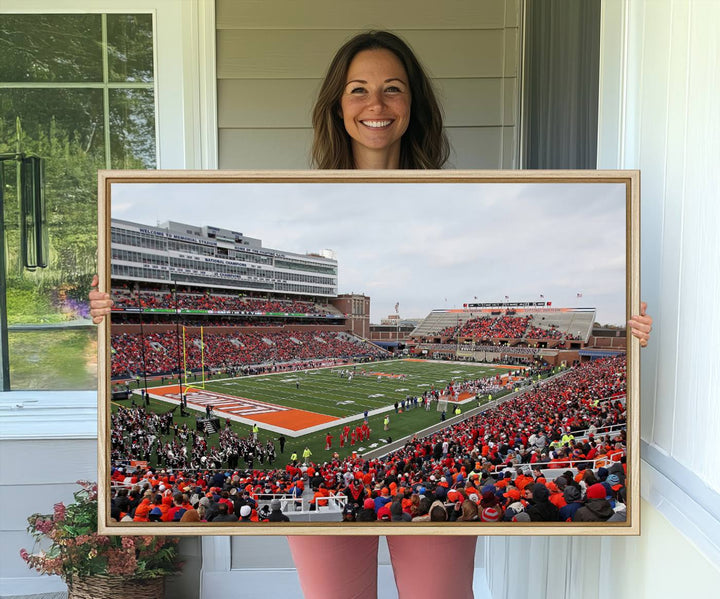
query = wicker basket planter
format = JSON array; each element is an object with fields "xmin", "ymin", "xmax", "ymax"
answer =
[{"xmin": 67, "ymin": 575, "xmax": 165, "ymax": 599}]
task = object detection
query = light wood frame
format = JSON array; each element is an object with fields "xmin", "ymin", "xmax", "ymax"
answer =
[{"xmin": 98, "ymin": 169, "xmax": 640, "ymax": 536}]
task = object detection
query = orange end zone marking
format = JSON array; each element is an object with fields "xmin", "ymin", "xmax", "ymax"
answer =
[
  {"xmin": 148, "ymin": 385, "xmax": 339, "ymax": 431},
  {"xmin": 441, "ymin": 391, "xmax": 475, "ymax": 403},
  {"xmin": 367, "ymin": 371, "xmax": 405, "ymax": 378}
]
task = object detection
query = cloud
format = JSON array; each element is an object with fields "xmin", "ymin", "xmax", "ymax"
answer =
[{"xmin": 110, "ymin": 180, "xmax": 627, "ymax": 324}]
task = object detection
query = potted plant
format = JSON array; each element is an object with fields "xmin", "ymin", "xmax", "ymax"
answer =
[{"xmin": 20, "ymin": 480, "xmax": 182, "ymax": 599}]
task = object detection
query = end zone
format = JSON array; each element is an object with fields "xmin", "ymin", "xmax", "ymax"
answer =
[{"xmin": 144, "ymin": 384, "xmax": 340, "ymax": 437}]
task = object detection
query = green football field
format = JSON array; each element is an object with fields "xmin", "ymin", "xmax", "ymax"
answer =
[
  {"xmin": 200, "ymin": 359, "xmax": 508, "ymax": 418},
  {"xmin": 112, "ymin": 359, "xmax": 517, "ymax": 467}
]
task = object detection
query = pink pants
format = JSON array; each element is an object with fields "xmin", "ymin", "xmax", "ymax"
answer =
[{"xmin": 288, "ymin": 535, "xmax": 477, "ymax": 599}]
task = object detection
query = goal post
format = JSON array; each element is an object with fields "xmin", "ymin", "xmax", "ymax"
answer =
[{"xmin": 182, "ymin": 326, "xmax": 207, "ymax": 390}]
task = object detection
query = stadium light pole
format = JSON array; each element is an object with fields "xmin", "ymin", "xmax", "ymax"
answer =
[{"xmin": 136, "ymin": 285, "xmax": 149, "ymax": 397}]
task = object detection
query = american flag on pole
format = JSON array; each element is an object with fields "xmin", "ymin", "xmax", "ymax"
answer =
[
  {"xmin": 394, "ymin": 302, "xmax": 399, "ymax": 313},
  {"xmin": 540, "ymin": 294, "xmax": 544, "ymax": 298},
  {"xmin": 577, "ymin": 292, "xmax": 583, "ymax": 298},
  {"xmin": 504, "ymin": 295, "xmax": 509, "ymax": 300}
]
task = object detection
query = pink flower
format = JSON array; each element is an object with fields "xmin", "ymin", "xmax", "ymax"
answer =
[
  {"xmin": 121, "ymin": 537, "xmax": 135, "ymax": 549},
  {"xmin": 53, "ymin": 503, "xmax": 66, "ymax": 522},
  {"xmin": 138, "ymin": 535, "xmax": 155, "ymax": 547},
  {"xmin": 19, "ymin": 549, "xmax": 29, "ymax": 562},
  {"xmin": 34, "ymin": 518, "xmax": 53, "ymax": 535},
  {"xmin": 107, "ymin": 548, "xmax": 137, "ymax": 576}
]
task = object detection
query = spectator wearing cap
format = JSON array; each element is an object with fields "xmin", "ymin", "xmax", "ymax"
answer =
[
  {"xmin": 546, "ymin": 482, "xmax": 567, "ymax": 510},
  {"xmin": 573, "ymin": 483, "xmax": 614, "ymax": 522},
  {"xmin": 480, "ymin": 507, "xmax": 502, "ymax": 522},
  {"xmin": 374, "ymin": 488, "xmax": 392, "ymax": 513},
  {"xmin": 558, "ymin": 486, "xmax": 584, "ymax": 521},
  {"xmin": 238, "ymin": 504, "xmax": 253, "ymax": 522},
  {"xmin": 357, "ymin": 498, "xmax": 378, "ymax": 522},
  {"xmin": 524, "ymin": 483, "xmax": 561, "ymax": 522},
  {"xmin": 606, "ymin": 473, "xmax": 623, "ymax": 494},
  {"xmin": 148, "ymin": 506, "xmax": 163, "ymax": 522},
  {"xmin": 150, "ymin": 493, "xmax": 169, "ymax": 521},
  {"xmin": 343, "ymin": 478, "xmax": 366, "ymax": 509},
  {"xmin": 376, "ymin": 503, "xmax": 392, "ymax": 522},
  {"xmin": 309, "ymin": 483, "xmax": 330, "ymax": 511},
  {"xmin": 132, "ymin": 493, "xmax": 152, "ymax": 522},
  {"xmin": 502, "ymin": 487, "xmax": 526, "ymax": 521},
  {"xmin": 480, "ymin": 489, "xmax": 500, "ymax": 509}
]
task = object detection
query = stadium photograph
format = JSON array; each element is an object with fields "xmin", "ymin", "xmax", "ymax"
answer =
[{"xmin": 102, "ymin": 175, "xmax": 633, "ymax": 532}]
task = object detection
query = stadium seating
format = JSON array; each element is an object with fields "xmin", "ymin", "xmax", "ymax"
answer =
[
  {"xmin": 111, "ymin": 329, "xmax": 386, "ymax": 377},
  {"xmin": 111, "ymin": 355, "xmax": 627, "ymax": 524},
  {"xmin": 111, "ymin": 288, "xmax": 342, "ymax": 317}
]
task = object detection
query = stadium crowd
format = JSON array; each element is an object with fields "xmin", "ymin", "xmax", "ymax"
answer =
[
  {"xmin": 111, "ymin": 330, "xmax": 386, "ymax": 377},
  {"xmin": 431, "ymin": 314, "xmax": 581, "ymax": 342},
  {"xmin": 111, "ymin": 289, "xmax": 336, "ymax": 316},
  {"xmin": 110, "ymin": 355, "xmax": 628, "ymax": 524}
]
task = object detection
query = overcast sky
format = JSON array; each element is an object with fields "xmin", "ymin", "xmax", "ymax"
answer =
[{"xmin": 111, "ymin": 181, "xmax": 627, "ymax": 325}]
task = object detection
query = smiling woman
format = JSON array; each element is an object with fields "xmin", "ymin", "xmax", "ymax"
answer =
[
  {"xmin": 340, "ymin": 49, "xmax": 412, "ymax": 169},
  {"xmin": 311, "ymin": 31, "xmax": 448, "ymax": 170}
]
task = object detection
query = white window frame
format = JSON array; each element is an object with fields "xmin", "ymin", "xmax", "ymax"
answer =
[
  {"xmin": 0, "ymin": 0, "xmax": 217, "ymax": 434},
  {"xmin": 0, "ymin": 0, "xmax": 218, "ymax": 170}
]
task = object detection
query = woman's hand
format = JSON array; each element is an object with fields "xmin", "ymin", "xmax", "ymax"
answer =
[
  {"xmin": 89, "ymin": 274, "xmax": 113, "ymax": 324},
  {"xmin": 627, "ymin": 301, "xmax": 652, "ymax": 347}
]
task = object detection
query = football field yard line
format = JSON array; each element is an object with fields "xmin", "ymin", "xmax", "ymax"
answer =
[{"xmin": 202, "ymin": 360, "xmax": 508, "ymax": 423}]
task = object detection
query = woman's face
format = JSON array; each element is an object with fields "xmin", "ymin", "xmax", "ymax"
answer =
[{"xmin": 340, "ymin": 48, "xmax": 411, "ymax": 166}]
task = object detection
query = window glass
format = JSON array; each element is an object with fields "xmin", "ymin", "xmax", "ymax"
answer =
[
  {"xmin": 0, "ymin": 14, "xmax": 103, "ymax": 82},
  {"xmin": 109, "ymin": 88, "xmax": 156, "ymax": 169},
  {"xmin": 0, "ymin": 13, "xmax": 156, "ymax": 390},
  {"xmin": 107, "ymin": 14, "xmax": 154, "ymax": 83}
]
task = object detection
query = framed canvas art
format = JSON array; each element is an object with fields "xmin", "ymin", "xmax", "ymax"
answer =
[{"xmin": 97, "ymin": 170, "xmax": 640, "ymax": 536}]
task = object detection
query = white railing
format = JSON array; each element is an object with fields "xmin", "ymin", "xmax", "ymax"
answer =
[
  {"xmin": 490, "ymin": 452, "xmax": 624, "ymax": 474},
  {"xmin": 566, "ymin": 422, "xmax": 626, "ymax": 441}
]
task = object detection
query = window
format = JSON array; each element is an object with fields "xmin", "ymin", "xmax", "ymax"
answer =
[{"xmin": 0, "ymin": 13, "xmax": 156, "ymax": 390}]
